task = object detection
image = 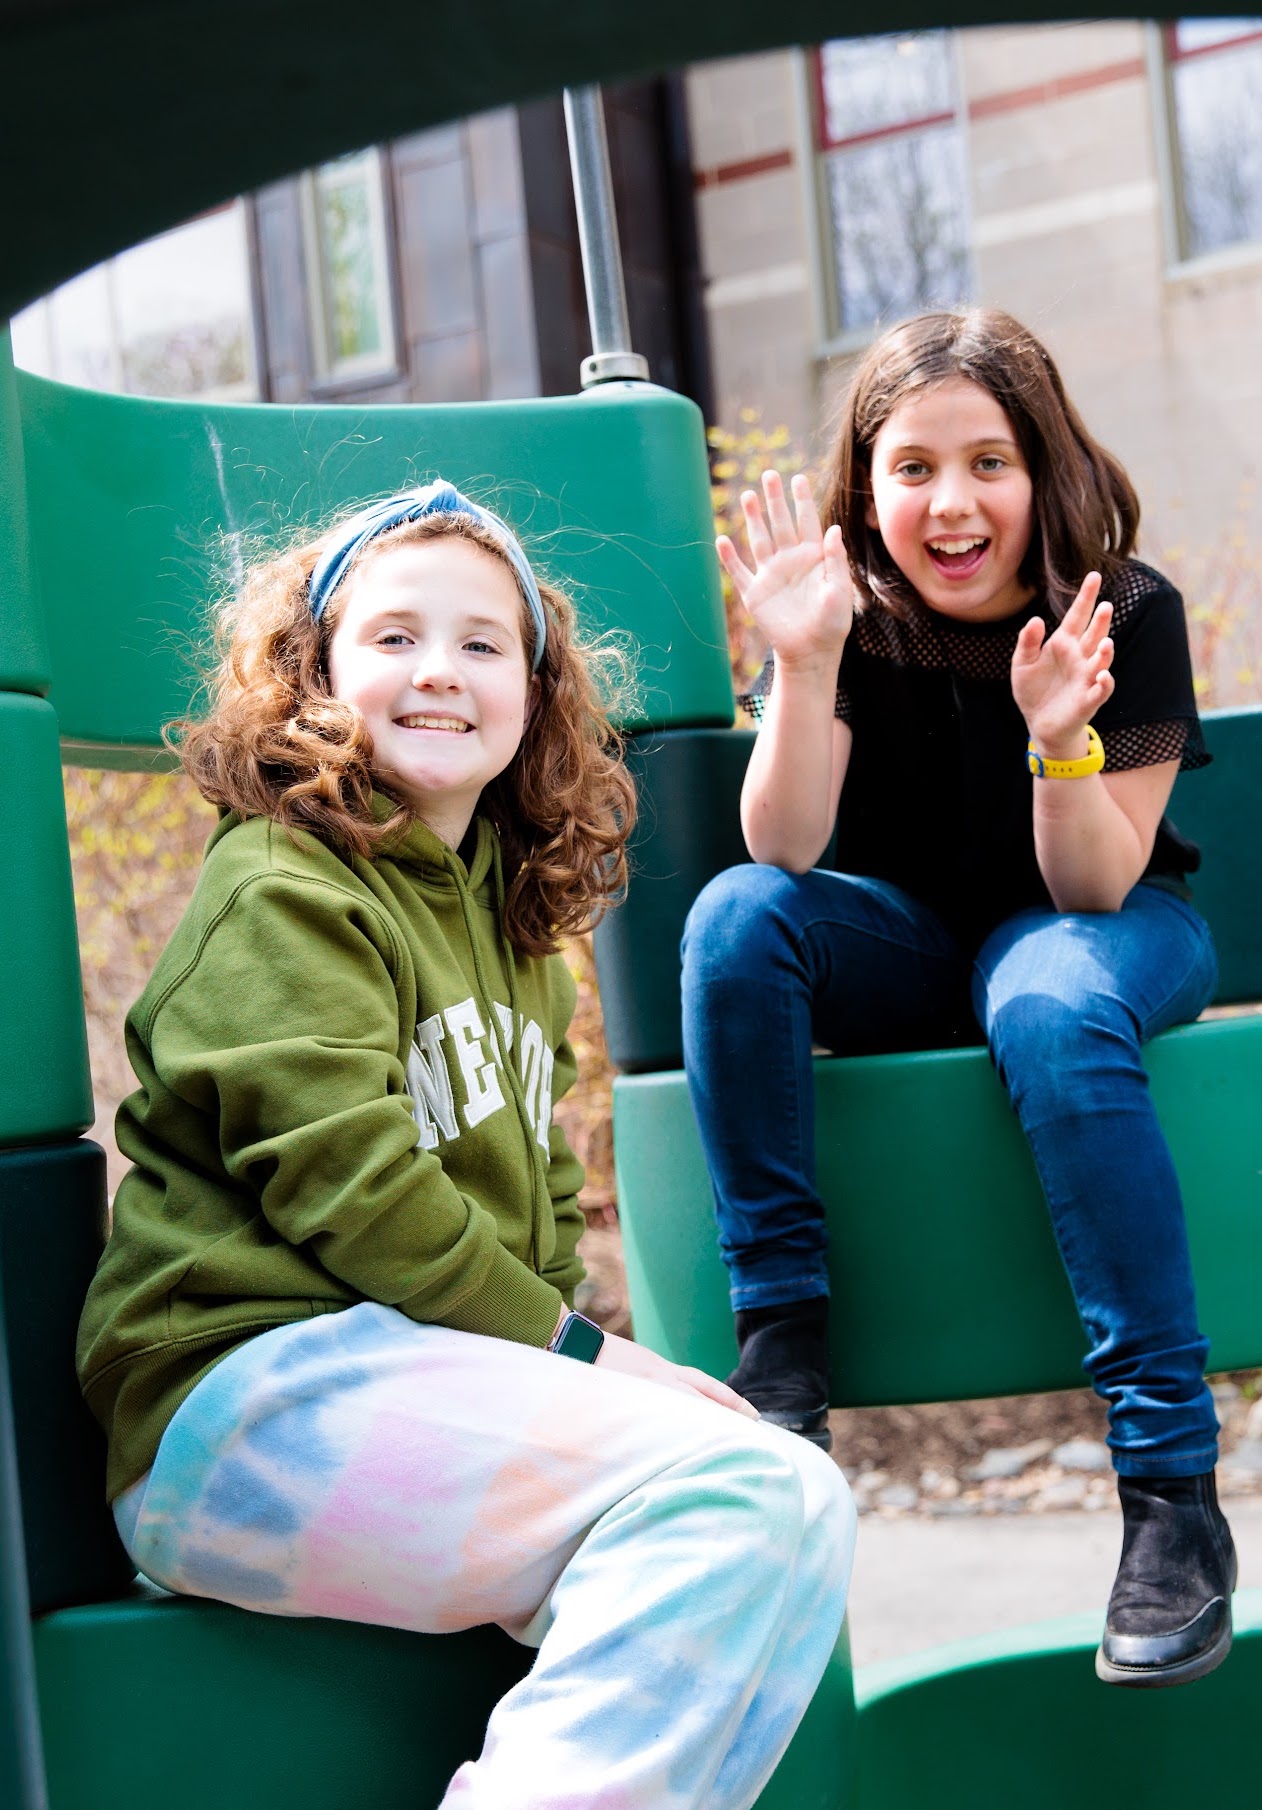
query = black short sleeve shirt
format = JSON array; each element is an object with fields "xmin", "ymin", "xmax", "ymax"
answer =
[{"xmin": 741, "ymin": 561, "xmax": 1208, "ymax": 950}]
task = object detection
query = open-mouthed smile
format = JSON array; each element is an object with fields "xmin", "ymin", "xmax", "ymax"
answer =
[
  {"xmin": 395, "ymin": 714, "xmax": 473, "ymax": 732},
  {"xmin": 925, "ymin": 536, "xmax": 990, "ymax": 577}
]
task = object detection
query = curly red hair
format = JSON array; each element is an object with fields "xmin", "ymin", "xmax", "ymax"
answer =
[{"xmin": 174, "ymin": 510, "xmax": 636, "ymax": 957}]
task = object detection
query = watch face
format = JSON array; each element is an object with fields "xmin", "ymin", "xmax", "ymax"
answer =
[{"xmin": 556, "ymin": 1313, "xmax": 605, "ymax": 1364}]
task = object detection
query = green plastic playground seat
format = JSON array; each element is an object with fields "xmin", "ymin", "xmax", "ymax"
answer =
[
  {"xmin": 0, "ymin": 694, "xmax": 91, "ymax": 1147},
  {"xmin": 32, "ymin": 1593, "xmax": 854, "ymax": 1810},
  {"xmin": 852, "ymin": 1591, "xmax": 1262, "ymax": 1808},
  {"xmin": 613, "ymin": 1011, "xmax": 1262, "ymax": 1396},
  {"xmin": 5, "ymin": 366, "xmax": 733, "ymax": 748}
]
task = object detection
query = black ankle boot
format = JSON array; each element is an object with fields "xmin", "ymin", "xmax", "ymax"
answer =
[
  {"xmin": 1096, "ymin": 1470, "xmax": 1237, "ymax": 1687},
  {"xmin": 726, "ymin": 1298, "xmax": 832, "ymax": 1451}
]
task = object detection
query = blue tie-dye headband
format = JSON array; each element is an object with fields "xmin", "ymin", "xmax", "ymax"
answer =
[{"xmin": 308, "ymin": 479, "xmax": 547, "ymax": 672}]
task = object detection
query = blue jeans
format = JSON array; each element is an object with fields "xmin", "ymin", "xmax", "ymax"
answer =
[{"xmin": 680, "ymin": 867, "xmax": 1221, "ymax": 1477}]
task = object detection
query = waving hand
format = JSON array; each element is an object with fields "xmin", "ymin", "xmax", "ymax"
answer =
[
  {"xmin": 1011, "ymin": 571, "xmax": 1115, "ymax": 757},
  {"xmin": 717, "ymin": 472, "xmax": 853, "ymax": 671}
]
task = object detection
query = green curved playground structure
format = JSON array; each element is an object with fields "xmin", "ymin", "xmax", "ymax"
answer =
[{"xmin": 2, "ymin": 3, "xmax": 1260, "ymax": 1805}]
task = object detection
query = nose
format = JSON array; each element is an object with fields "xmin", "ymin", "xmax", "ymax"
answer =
[
  {"xmin": 409, "ymin": 641, "xmax": 463, "ymax": 691},
  {"xmin": 928, "ymin": 463, "xmax": 976, "ymax": 520}
]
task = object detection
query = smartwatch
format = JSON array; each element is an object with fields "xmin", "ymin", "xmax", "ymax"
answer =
[{"xmin": 548, "ymin": 1309, "xmax": 605, "ymax": 1364}]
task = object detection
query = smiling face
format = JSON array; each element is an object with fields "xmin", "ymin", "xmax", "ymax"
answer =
[
  {"xmin": 325, "ymin": 533, "xmax": 534, "ymax": 847},
  {"xmin": 865, "ymin": 376, "xmax": 1036, "ymax": 624}
]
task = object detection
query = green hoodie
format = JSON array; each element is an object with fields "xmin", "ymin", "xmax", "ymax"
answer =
[{"xmin": 77, "ymin": 806, "xmax": 586, "ymax": 1501}]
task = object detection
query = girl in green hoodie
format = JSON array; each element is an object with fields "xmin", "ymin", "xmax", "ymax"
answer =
[{"xmin": 77, "ymin": 480, "xmax": 855, "ymax": 1810}]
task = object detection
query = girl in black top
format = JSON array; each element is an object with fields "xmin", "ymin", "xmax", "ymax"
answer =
[{"xmin": 682, "ymin": 308, "xmax": 1234, "ymax": 1689}]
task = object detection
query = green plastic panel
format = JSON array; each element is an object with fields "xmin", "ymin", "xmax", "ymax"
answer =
[
  {"xmin": 0, "ymin": 695, "xmax": 92, "ymax": 1144},
  {"xmin": 0, "ymin": 1142, "xmax": 133, "ymax": 1615},
  {"xmin": 15, "ymin": 372, "xmax": 731, "ymax": 757},
  {"xmin": 35, "ymin": 1599, "xmax": 531, "ymax": 1810},
  {"xmin": 854, "ymin": 1591, "xmax": 1262, "ymax": 1808},
  {"xmin": 614, "ymin": 1013, "xmax": 1262, "ymax": 1403},
  {"xmin": 0, "ymin": 334, "xmax": 46, "ymax": 697},
  {"xmin": 1163, "ymin": 706, "xmax": 1262, "ymax": 1003},
  {"xmin": 0, "ymin": 1294, "xmax": 46, "ymax": 1810},
  {"xmin": 594, "ymin": 731, "xmax": 761, "ymax": 1072},
  {"xmin": 33, "ymin": 1595, "xmax": 853, "ymax": 1810},
  {"xmin": 594, "ymin": 709, "xmax": 1262, "ymax": 1074}
]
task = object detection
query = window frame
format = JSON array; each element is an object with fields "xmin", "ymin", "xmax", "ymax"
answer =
[
  {"xmin": 1148, "ymin": 18, "xmax": 1262, "ymax": 276},
  {"xmin": 797, "ymin": 33, "xmax": 973, "ymax": 357},
  {"xmin": 300, "ymin": 145, "xmax": 403, "ymax": 393},
  {"xmin": 10, "ymin": 200, "xmax": 259, "ymax": 401}
]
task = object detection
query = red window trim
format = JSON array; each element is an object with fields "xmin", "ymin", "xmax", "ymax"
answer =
[
  {"xmin": 811, "ymin": 43, "xmax": 958, "ymax": 153},
  {"xmin": 1164, "ymin": 21, "xmax": 1262, "ymax": 63}
]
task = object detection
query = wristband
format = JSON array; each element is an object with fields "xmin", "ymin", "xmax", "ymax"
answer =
[
  {"xmin": 1027, "ymin": 723, "xmax": 1104, "ymax": 780},
  {"xmin": 547, "ymin": 1309, "xmax": 605, "ymax": 1364}
]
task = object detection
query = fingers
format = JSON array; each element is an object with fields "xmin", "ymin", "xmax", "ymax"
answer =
[
  {"xmin": 822, "ymin": 521, "xmax": 847, "ymax": 584},
  {"xmin": 761, "ymin": 470, "xmax": 797, "ymax": 549},
  {"xmin": 715, "ymin": 533, "xmax": 756, "ymax": 604},
  {"xmin": 1080, "ymin": 599, "xmax": 1113, "ymax": 660},
  {"xmin": 790, "ymin": 473, "xmax": 824, "ymax": 546},
  {"xmin": 1011, "ymin": 615, "xmax": 1046, "ymax": 667},
  {"xmin": 740, "ymin": 487, "xmax": 774, "ymax": 567},
  {"xmin": 678, "ymin": 1367, "xmax": 762, "ymax": 1419},
  {"xmin": 738, "ymin": 471, "xmax": 820, "ymax": 562},
  {"xmin": 1087, "ymin": 667, "xmax": 1115, "ymax": 707},
  {"xmin": 1061, "ymin": 570, "xmax": 1102, "ymax": 636}
]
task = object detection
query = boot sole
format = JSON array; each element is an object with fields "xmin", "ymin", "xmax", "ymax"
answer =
[{"xmin": 1094, "ymin": 1612, "xmax": 1233, "ymax": 1688}]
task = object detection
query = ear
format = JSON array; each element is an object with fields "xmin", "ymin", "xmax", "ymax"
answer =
[{"xmin": 863, "ymin": 492, "xmax": 879, "ymax": 532}]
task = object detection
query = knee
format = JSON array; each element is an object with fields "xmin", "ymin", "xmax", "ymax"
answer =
[
  {"xmin": 682, "ymin": 863, "xmax": 804, "ymax": 981},
  {"xmin": 754, "ymin": 1434, "xmax": 856, "ymax": 1600},
  {"xmin": 793, "ymin": 1437, "xmax": 856, "ymax": 1556},
  {"xmin": 986, "ymin": 988, "xmax": 1139, "ymax": 1110}
]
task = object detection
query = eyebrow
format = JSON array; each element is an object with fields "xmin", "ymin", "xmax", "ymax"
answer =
[
  {"xmin": 889, "ymin": 436, "xmax": 1019, "ymax": 455},
  {"xmin": 358, "ymin": 607, "xmax": 517, "ymax": 635}
]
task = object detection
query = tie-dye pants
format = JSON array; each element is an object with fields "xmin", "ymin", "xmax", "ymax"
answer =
[{"xmin": 114, "ymin": 1303, "xmax": 855, "ymax": 1810}]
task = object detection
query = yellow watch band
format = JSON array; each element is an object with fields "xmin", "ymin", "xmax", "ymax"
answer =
[{"xmin": 1027, "ymin": 723, "xmax": 1105, "ymax": 780}]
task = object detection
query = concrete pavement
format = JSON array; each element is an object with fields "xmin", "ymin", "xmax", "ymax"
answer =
[{"xmin": 845, "ymin": 1495, "xmax": 1262, "ymax": 1666}]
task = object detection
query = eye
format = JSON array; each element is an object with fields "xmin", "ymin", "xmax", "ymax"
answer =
[
  {"xmin": 976, "ymin": 454, "xmax": 1008, "ymax": 474},
  {"xmin": 465, "ymin": 637, "xmax": 502, "ymax": 656},
  {"xmin": 895, "ymin": 459, "xmax": 930, "ymax": 479},
  {"xmin": 376, "ymin": 630, "xmax": 413, "ymax": 648}
]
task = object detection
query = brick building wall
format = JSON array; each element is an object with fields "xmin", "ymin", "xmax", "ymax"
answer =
[{"xmin": 685, "ymin": 23, "xmax": 1262, "ymax": 602}]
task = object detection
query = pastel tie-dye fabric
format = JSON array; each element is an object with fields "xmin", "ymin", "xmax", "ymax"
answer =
[{"xmin": 115, "ymin": 1304, "xmax": 855, "ymax": 1810}]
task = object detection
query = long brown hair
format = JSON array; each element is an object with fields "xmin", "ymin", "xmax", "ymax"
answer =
[
  {"xmin": 174, "ymin": 510, "xmax": 636, "ymax": 958},
  {"xmin": 822, "ymin": 308, "xmax": 1140, "ymax": 620}
]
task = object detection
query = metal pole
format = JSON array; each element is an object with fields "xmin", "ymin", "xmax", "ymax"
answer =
[{"xmin": 562, "ymin": 87, "xmax": 650, "ymax": 388}]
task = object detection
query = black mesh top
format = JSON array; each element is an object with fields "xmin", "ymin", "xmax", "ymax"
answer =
[{"xmin": 740, "ymin": 561, "xmax": 1209, "ymax": 949}]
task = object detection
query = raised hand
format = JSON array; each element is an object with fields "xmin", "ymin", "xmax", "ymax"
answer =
[
  {"xmin": 1011, "ymin": 572, "xmax": 1115, "ymax": 759},
  {"xmin": 717, "ymin": 471, "xmax": 853, "ymax": 672}
]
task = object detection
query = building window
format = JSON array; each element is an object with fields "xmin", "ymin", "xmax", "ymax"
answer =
[
  {"xmin": 302, "ymin": 148, "xmax": 398, "ymax": 384},
  {"xmin": 1165, "ymin": 19, "xmax": 1262, "ymax": 261},
  {"xmin": 10, "ymin": 203, "xmax": 257, "ymax": 399},
  {"xmin": 813, "ymin": 31, "xmax": 971, "ymax": 338}
]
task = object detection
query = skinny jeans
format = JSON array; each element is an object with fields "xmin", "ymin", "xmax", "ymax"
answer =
[
  {"xmin": 115, "ymin": 1303, "xmax": 855, "ymax": 1810},
  {"xmin": 681, "ymin": 868, "xmax": 1220, "ymax": 1478}
]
